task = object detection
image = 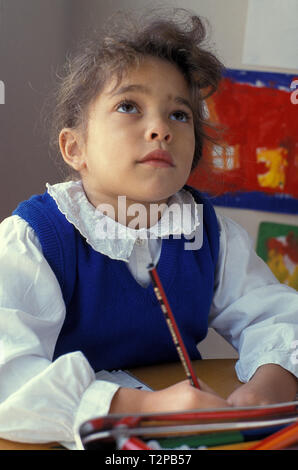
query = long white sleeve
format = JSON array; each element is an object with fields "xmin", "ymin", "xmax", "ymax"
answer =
[
  {"xmin": 209, "ymin": 213, "xmax": 298, "ymax": 383},
  {"xmin": 0, "ymin": 216, "xmax": 119, "ymax": 446}
]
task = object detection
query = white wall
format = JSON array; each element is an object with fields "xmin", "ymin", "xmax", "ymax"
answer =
[{"xmin": 0, "ymin": 0, "xmax": 74, "ymax": 220}]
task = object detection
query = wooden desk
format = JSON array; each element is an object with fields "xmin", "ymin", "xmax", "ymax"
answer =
[
  {"xmin": 0, "ymin": 359, "xmax": 241, "ymax": 450},
  {"xmin": 131, "ymin": 358, "xmax": 241, "ymax": 398}
]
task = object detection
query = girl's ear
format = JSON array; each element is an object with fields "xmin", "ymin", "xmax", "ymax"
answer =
[{"xmin": 59, "ymin": 128, "xmax": 86, "ymax": 172}]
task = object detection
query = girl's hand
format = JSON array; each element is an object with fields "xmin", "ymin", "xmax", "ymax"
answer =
[
  {"xmin": 109, "ymin": 378, "xmax": 229, "ymax": 415},
  {"xmin": 144, "ymin": 378, "xmax": 230, "ymax": 413},
  {"xmin": 227, "ymin": 364, "xmax": 298, "ymax": 407}
]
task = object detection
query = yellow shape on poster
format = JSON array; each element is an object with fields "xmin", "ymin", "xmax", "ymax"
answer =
[{"xmin": 257, "ymin": 147, "xmax": 288, "ymax": 189}]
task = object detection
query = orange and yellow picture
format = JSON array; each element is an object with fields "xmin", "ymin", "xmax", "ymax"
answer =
[{"xmin": 256, "ymin": 222, "xmax": 298, "ymax": 291}]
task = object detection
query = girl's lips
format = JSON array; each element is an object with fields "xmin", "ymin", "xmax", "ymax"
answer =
[
  {"xmin": 139, "ymin": 160, "xmax": 174, "ymax": 167},
  {"xmin": 138, "ymin": 149, "xmax": 175, "ymax": 167}
]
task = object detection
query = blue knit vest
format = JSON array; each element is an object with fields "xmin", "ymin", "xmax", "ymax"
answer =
[{"xmin": 13, "ymin": 185, "xmax": 219, "ymax": 372}]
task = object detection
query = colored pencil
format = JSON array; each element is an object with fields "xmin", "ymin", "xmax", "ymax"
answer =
[
  {"xmin": 248, "ymin": 420, "xmax": 298, "ymax": 450},
  {"xmin": 147, "ymin": 263, "xmax": 200, "ymax": 389},
  {"xmin": 156, "ymin": 424, "xmax": 288, "ymax": 449},
  {"xmin": 207, "ymin": 440, "xmax": 261, "ymax": 450},
  {"xmin": 117, "ymin": 436, "xmax": 153, "ymax": 450}
]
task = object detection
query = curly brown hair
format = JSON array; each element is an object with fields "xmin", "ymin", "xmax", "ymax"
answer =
[{"xmin": 48, "ymin": 7, "xmax": 224, "ymax": 179}]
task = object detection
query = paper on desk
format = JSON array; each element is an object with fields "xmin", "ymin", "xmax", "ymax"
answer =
[{"xmin": 95, "ymin": 369, "xmax": 152, "ymax": 391}]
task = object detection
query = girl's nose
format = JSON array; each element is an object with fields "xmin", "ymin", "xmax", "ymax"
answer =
[{"xmin": 145, "ymin": 120, "xmax": 172, "ymax": 143}]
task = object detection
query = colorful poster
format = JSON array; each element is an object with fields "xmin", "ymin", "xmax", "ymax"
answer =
[
  {"xmin": 256, "ymin": 222, "xmax": 298, "ymax": 291},
  {"xmin": 187, "ymin": 69, "xmax": 298, "ymax": 214}
]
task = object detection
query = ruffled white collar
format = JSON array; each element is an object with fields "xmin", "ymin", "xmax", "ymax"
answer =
[{"xmin": 46, "ymin": 180, "xmax": 200, "ymax": 261}]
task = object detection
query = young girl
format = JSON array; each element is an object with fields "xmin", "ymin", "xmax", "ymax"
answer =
[{"xmin": 0, "ymin": 8, "xmax": 297, "ymax": 448}]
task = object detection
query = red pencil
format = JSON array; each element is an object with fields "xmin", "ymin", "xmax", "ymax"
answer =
[
  {"xmin": 147, "ymin": 263, "xmax": 201, "ymax": 390},
  {"xmin": 117, "ymin": 436, "xmax": 153, "ymax": 450}
]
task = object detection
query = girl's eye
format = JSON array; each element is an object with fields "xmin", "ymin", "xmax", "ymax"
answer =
[
  {"xmin": 116, "ymin": 100, "xmax": 191, "ymax": 122},
  {"xmin": 116, "ymin": 101, "xmax": 138, "ymax": 114},
  {"xmin": 170, "ymin": 110, "xmax": 191, "ymax": 122}
]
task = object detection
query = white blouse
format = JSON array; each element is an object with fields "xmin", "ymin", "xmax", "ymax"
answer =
[{"xmin": 0, "ymin": 180, "xmax": 297, "ymax": 449}]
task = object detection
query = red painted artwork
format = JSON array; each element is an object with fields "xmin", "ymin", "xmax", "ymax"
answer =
[{"xmin": 187, "ymin": 70, "xmax": 298, "ymax": 213}]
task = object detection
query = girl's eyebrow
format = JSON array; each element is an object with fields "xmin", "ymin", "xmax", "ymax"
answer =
[{"xmin": 109, "ymin": 83, "xmax": 193, "ymax": 113}]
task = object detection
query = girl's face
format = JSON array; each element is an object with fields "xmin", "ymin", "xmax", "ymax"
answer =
[{"xmin": 60, "ymin": 56, "xmax": 195, "ymax": 223}]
